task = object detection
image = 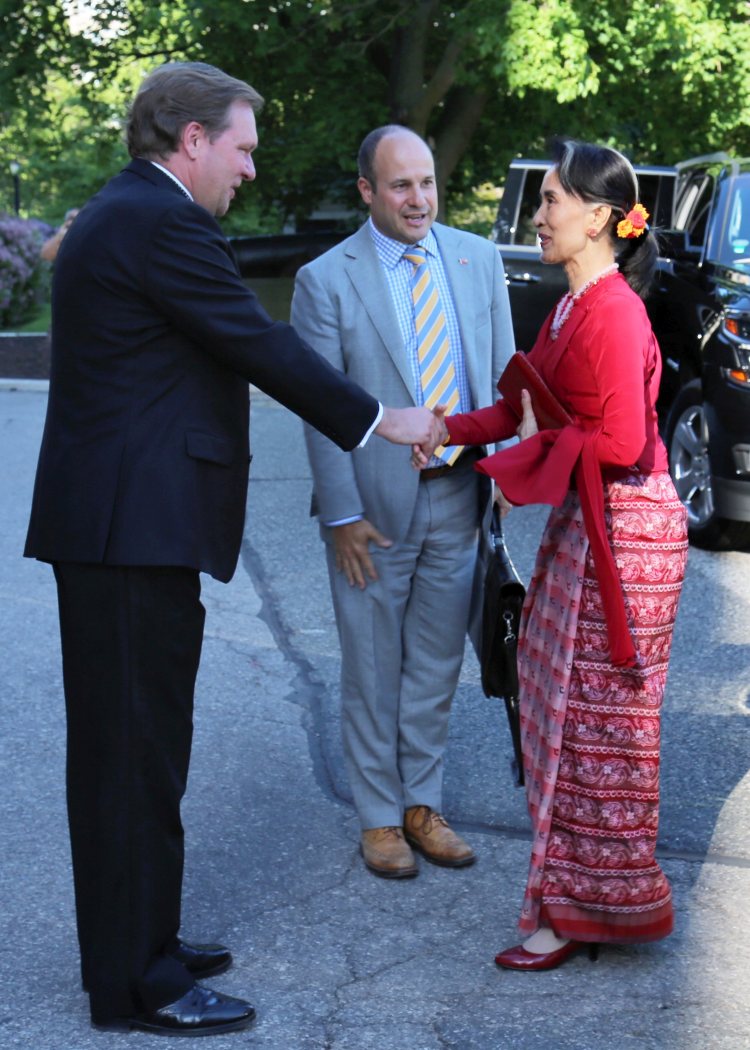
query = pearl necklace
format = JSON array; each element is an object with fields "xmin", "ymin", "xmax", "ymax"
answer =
[{"xmin": 550, "ymin": 263, "xmax": 619, "ymax": 340}]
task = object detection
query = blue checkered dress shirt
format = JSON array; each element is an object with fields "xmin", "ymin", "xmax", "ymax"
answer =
[{"xmin": 367, "ymin": 219, "xmax": 473, "ymax": 419}]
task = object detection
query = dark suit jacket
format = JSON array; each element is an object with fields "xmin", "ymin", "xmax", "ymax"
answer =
[{"xmin": 25, "ymin": 159, "xmax": 378, "ymax": 582}]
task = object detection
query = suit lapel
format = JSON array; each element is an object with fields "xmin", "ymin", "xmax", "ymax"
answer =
[
  {"xmin": 125, "ymin": 159, "xmax": 241, "ymax": 276},
  {"xmin": 343, "ymin": 225, "xmax": 416, "ymax": 399}
]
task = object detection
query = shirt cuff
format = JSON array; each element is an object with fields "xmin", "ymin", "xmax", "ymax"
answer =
[
  {"xmin": 358, "ymin": 402, "xmax": 383, "ymax": 448},
  {"xmin": 324, "ymin": 515, "xmax": 364, "ymax": 528}
]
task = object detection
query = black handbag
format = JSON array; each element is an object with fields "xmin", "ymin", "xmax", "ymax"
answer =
[{"xmin": 480, "ymin": 505, "xmax": 526, "ymax": 786}]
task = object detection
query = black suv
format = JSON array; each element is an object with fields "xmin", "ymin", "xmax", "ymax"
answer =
[{"xmin": 655, "ymin": 153, "xmax": 750, "ymax": 548}]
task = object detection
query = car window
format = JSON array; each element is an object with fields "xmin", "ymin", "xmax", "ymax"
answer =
[
  {"xmin": 674, "ymin": 172, "xmax": 715, "ymax": 248},
  {"xmin": 638, "ymin": 173, "xmax": 671, "ymax": 229},
  {"xmin": 515, "ymin": 168, "xmax": 545, "ymax": 246},
  {"xmin": 515, "ymin": 167, "xmax": 672, "ymax": 245},
  {"xmin": 498, "ymin": 162, "xmax": 675, "ymax": 247},
  {"xmin": 716, "ymin": 176, "xmax": 750, "ymax": 269}
]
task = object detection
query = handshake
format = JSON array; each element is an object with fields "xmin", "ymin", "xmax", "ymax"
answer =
[{"xmin": 374, "ymin": 404, "xmax": 450, "ymax": 466}]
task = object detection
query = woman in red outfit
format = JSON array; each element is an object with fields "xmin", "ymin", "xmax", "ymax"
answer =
[{"xmin": 427, "ymin": 140, "xmax": 688, "ymax": 970}]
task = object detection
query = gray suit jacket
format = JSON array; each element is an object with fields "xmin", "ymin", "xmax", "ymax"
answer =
[{"xmin": 291, "ymin": 220, "xmax": 515, "ymax": 545}]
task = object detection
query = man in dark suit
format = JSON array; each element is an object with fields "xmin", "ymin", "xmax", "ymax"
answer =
[{"xmin": 24, "ymin": 62, "xmax": 440, "ymax": 1037}]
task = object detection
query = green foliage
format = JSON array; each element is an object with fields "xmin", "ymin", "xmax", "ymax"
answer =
[
  {"xmin": 1, "ymin": 0, "xmax": 749, "ymax": 229},
  {"xmin": 490, "ymin": 0, "xmax": 598, "ymax": 101},
  {"xmin": 445, "ymin": 182, "xmax": 501, "ymax": 237}
]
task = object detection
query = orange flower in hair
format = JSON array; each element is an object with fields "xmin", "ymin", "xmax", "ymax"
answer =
[{"xmin": 617, "ymin": 203, "xmax": 650, "ymax": 239}]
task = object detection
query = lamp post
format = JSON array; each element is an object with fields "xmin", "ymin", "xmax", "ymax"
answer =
[{"xmin": 9, "ymin": 160, "xmax": 21, "ymax": 215}]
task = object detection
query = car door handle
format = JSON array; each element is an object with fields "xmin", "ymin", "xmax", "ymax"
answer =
[{"xmin": 506, "ymin": 271, "xmax": 541, "ymax": 284}]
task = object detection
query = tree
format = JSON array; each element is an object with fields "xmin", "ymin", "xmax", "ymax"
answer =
[{"xmin": 2, "ymin": 0, "xmax": 750, "ymax": 228}]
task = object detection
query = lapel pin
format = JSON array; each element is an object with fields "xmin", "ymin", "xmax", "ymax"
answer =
[{"xmin": 458, "ymin": 258, "xmax": 469, "ymax": 265}]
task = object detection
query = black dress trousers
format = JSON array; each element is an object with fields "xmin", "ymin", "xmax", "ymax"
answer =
[{"xmin": 53, "ymin": 562, "xmax": 206, "ymax": 1023}]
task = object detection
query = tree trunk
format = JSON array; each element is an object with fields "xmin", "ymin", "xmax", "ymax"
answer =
[
  {"xmin": 385, "ymin": 1, "xmax": 482, "ymax": 218},
  {"xmin": 433, "ymin": 86, "xmax": 489, "ymax": 216},
  {"xmin": 387, "ymin": 0, "xmax": 439, "ymax": 132}
]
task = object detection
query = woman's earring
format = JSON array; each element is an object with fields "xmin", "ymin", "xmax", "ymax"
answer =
[{"xmin": 587, "ymin": 228, "xmax": 597, "ymax": 238}]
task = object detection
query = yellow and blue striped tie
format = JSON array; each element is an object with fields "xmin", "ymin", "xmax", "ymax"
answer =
[{"xmin": 403, "ymin": 246, "xmax": 463, "ymax": 466}]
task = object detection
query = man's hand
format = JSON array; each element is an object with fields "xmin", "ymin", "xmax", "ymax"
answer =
[
  {"xmin": 375, "ymin": 406, "xmax": 443, "ymax": 447},
  {"xmin": 411, "ymin": 405, "xmax": 449, "ymax": 469},
  {"xmin": 517, "ymin": 389, "xmax": 539, "ymax": 441},
  {"xmin": 333, "ymin": 519, "xmax": 392, "ymax": 589}
]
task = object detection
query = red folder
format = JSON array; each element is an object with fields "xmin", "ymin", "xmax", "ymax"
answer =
[{"xmin": 497, "ymin": 352, "xmax": 573, "ymax": 430}]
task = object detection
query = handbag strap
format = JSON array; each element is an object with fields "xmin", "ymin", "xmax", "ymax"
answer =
[{"xmin": 489, "ymin": 504, "xmax": 523, "ymax": 588}]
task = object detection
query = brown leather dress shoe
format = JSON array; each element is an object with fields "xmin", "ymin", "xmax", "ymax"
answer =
[
  {"xmin": 403, "ymin": 805, "xmax": 476, "ymax": 867},
  {"xmin": 361, "ymin": 826, "xmax": 418, "ymax": 878}
]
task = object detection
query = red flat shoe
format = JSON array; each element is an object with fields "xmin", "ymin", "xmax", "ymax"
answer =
[{"xmin": 494, "ymin": 940, "xmax": 599, "ymax": 971}]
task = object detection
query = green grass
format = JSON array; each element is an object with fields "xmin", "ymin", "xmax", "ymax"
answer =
[{"xmin": 5, "ymin": 303, "xmax": 52, "ymax": 333}]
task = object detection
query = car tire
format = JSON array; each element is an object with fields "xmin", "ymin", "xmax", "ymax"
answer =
[{"xmin": 665, "ymin": 379, "xmax": 750, "ymax": 550}]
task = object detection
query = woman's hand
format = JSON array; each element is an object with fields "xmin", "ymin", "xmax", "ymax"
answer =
[
  {"xmin": 411, "ymin": 404, "xmax": 449, "ymax": 468},
  {"xmin": 517, "ymin": 389, "xmax": 539, "ymax": 441}
]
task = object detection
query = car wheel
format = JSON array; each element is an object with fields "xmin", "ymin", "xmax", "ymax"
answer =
[{"xmin": 665, "ymin": 379, "xmax": 750, "ymax": 550}]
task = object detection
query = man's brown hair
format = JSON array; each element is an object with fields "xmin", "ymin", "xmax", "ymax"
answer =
[{"xmin": 126, "ymin": 61, "xmax": 263, "ymax": 160}]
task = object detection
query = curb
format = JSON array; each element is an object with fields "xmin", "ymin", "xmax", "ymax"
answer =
[
  {"xmin": 0, "ymin": 378, "xmax": 49, "ymax": 392},
  {"xmin": 0, "ymin": 379, "xmax": 271, "ymax": 398}
]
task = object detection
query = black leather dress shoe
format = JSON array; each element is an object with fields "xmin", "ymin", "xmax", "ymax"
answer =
[
  {"xmin": 82, "ymin": 938, "xmax": 232, "ymax": 991},
  {"xmin": 96, "ymin": 985, "xmax": 256, "ymax": 1036},
  {"xmin": 170, "ymin": 938, "xmax": 233, "ymax": 979}
]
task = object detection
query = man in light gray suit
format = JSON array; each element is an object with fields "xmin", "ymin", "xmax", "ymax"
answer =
[{"xmin": 292, "ymin": 125, "xmax": 514, "ymax": 878}]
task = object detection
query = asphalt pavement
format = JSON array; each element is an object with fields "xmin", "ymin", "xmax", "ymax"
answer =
[{"xmin": 1, "ymin": 381, "xmax": 749, "ymax": 1050}]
